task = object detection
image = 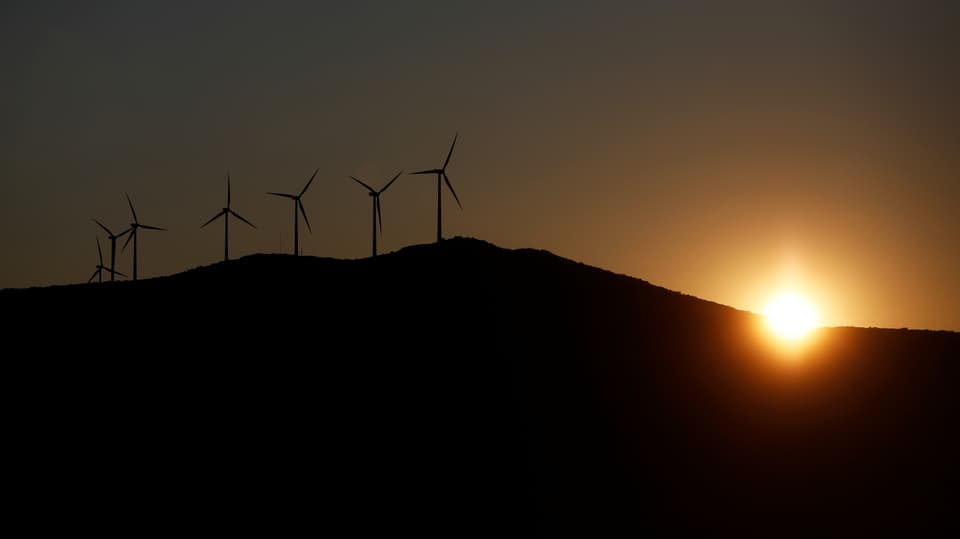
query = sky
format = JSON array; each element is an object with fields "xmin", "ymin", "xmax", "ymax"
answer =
[{"xmin": 1, "ymin": 1, "xmax": 958, "ymax": 330}]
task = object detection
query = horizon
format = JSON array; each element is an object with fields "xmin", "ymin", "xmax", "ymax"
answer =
[
  {"xmin": 4, "ymin": 236, "xmax": 956, "ymax": 334},
  {"xmin": 2, "ymin": 1, "xmax": 957, "ymax": 331}
]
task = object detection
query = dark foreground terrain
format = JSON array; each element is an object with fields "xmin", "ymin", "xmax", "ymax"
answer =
[{"xmin": 4, "ymin": 238, "xmax": 958, "ymax": 534}]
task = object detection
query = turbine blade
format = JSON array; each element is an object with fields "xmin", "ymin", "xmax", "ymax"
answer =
[
  {"xmin": 121, "ymin": 229, "xmax": 135, "ymax": 252},
  {"xmin": 92, "ymin": 218, "xmax": 113, "ymax": 236},
  {"xmin": 376, "ymin": 197, "xmax": 383, "ymax": 238},
  {"xmin": 350, "ymin": 176, "xmax": 375, "ymax": 193},
  {"xmin": 117, "ymin": 227, "xmax": 133, "ymax": 238},
  {"xmin": 227, "ymin": 173, "xmax": 231, "ymax": 207},
  {"xmin": 97, "ymin": 237, "xmax": 103, "ymax": 265},
  {"xmin": 300, "ymin": 168, "xmax": 319, "ymax": 197},
  {"xmin": 410, "ymin": 169, "xmax": 441, "ymax": 175},
  {"xmin": 230, "ymin": 209, "xmax": 257, "ymax": 228},
  {"xmin": 125, "ymin": 193, "xmax": 139, "ymax": 223},
  {"xmin": 267, "ymin": 192, "xmax": 296, "ymax": 199},
  {"xmin": 443, "ymin": 132, "xmax": 458, "ymax": 170},
  {"xmin": 139, "ymin": 224, "xmax": 166, "ymax": 231},
  {"xmin": 111, "ymin": 268, "xmax": 128, "ymax": 278},
  {"xmin": 88, "ymin": 269, "xmax": 99, "ymax": 283},
  {"xmin": 299, "ymin": 199, "xmax": 312, "ymax": 233},
  {"xmin": 379, "ymin": 170, "xmax": 403, "ymax": 194},
  {"xmin": 443, "ymin": 172, "xmax": 462, "ymax": 209},
  {"xmin": 201, "ymin": 210, "xmax": 225, "ymax": 228}
]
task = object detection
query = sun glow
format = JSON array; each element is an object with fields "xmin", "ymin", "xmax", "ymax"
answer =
[{"xmin": 764, "ymin": 293, "xmax": 818, "ymax": 340}]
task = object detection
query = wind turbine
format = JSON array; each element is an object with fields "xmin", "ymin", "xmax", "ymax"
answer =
[
  {"xmin": 91, "ymin": 218, "xmax": 130, "ymax": 282},
  {"xmin": 349, "ymin": 170, "xmax": 403, "ymax": 257},
  {"xmin": 202, "ymin": 173, "xmax": 256, "ymax": 261},
  {"xmin": 267, "ymin": 168, "xmax": 318, "ymax": 256},
  {"xmin": 410, "ymin": 133, "xmax": 461, "ymax": 242},
  {"xmin": 121, "ymin": 193, "xmax": 166, "ymax": 281},
  {"xmin": 89, "ymin": 237, "xmax": 126, "ymax": 283}
]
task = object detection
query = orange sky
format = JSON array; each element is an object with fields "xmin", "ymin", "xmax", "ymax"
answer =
[{"xmin": 1, "ymin": 2, "xmax": 957, "ymax": 330}]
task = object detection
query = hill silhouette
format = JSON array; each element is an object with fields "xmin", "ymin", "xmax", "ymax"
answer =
[{"xmin": 4, "ymin": 237, "xmax": 958, "ymax": 534}]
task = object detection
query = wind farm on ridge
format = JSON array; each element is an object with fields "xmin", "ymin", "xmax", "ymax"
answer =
[{"xmin": 84, "ymin": 133, "xmax": 464, "ymax": 281}]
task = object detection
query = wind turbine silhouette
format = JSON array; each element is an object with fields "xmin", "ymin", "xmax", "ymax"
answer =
[
  {"xmin": 121, "ymin": 194, "xmax": 166, "ymax": 281},
  {"xmin": 202, "ymin": 173, "xmax": 256, "ymax": 261},
  {"xmin": 89, "ymin": 237, "xmax": 126, "ymax": 283},
  {"xmin": 410, "ymin": 133, "xmax": 461, "ymax": 242},
  {"xmin": 91, "ymin": 218, "xmax": 130, "ymax": 282},
  {"xmin": 349, "ymin": 170, "xmax": 403, "ymax": 257},
  {"xmin": 267, "ymin": 168, "xmax": 318, "ymax": 256}
]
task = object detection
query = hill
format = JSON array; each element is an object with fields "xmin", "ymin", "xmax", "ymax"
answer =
[{"xmin": 4, "ymin": 237, "xmax": 958, "ymax": 534}]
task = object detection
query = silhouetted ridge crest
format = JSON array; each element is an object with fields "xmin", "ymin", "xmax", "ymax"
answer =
[{"xmin": 2, "ymin": 236, "xmax": 958, "ymax": 535}]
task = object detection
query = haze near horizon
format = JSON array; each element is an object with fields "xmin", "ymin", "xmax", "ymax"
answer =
[{"xmin": 1, "ymin": 1, "xmax": 957, "ymax": 330}]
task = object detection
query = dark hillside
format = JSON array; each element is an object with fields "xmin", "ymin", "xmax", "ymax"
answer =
[{"xmin": 4, "ymin": 237, "xmax": 958, "ymax": 534}]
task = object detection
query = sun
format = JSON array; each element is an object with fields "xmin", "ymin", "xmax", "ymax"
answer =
[{"xmin": 764, "ymin": 292, "xmax": 818, "ymax": 340}]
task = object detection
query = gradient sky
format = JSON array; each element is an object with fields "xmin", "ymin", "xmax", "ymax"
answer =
[{"xmin": 2, "ymin": 1, "xmax": 958, "ymax": 330}]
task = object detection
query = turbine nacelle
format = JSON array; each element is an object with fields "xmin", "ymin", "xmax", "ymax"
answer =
[
  {"xmin": 349, "ymin": 170, "xmax": 403, "ymax": 256},
  {"xmin": 122, "ymin": 193, "xmax": 166, "ymax": 280},
  {"xmin": 92, "ymin": 218, "xmax": 119, "ymax": 240},
  {"xmin": 411, "ymin": 133, "xmax": 462, "ymax": 242},
  {"xmin": 267, "ymin": 168, "xmax": 318, "ymax": 255},
  {"xmin": 202, "ymin": 174, "xmax": 256, "ymax": 261},
  {"xmin": 89, "ymin": 236, "xmax": 127, "ymax": 282}
]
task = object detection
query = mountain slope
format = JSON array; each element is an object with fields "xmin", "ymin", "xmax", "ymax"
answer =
[{"xmin": 4, "ymin": 237, "xmax": 958, "ymax": 534}]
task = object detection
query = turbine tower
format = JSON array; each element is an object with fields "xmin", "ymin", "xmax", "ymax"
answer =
[
  {"xmin": 267, "ymin": 168, "xmax": 318, "ymax": 256},
  {"xmin": 89, "ymin": 237, "xmax": 126, "ymax": 283},
  {"xmin": 92, "ymin": 218, "xmax": 130, "ymax": 282},
  {"xmin": 349, "ymin": 170, "xmax": 403, "ymax": 257},
  {"xmin": 121, "ymin": 193, "xmax": 166, "ymax": 281},
  {"xmin": 202, "ymin": 173, "xmax": 256, "ymax": 261},
  {"xmin": 410, "ymin": 133, "xmax": 461, "ymax": 242}
]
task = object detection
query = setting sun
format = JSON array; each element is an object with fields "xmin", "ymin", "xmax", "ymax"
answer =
[{"xmin": 765, "ymin": 293, "xmax": 818, "ymax": 340}]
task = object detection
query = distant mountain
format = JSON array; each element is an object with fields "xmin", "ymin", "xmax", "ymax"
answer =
[{"xmin": 4, "ymin": 237, "xmax": 958, "ymax": 534}]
